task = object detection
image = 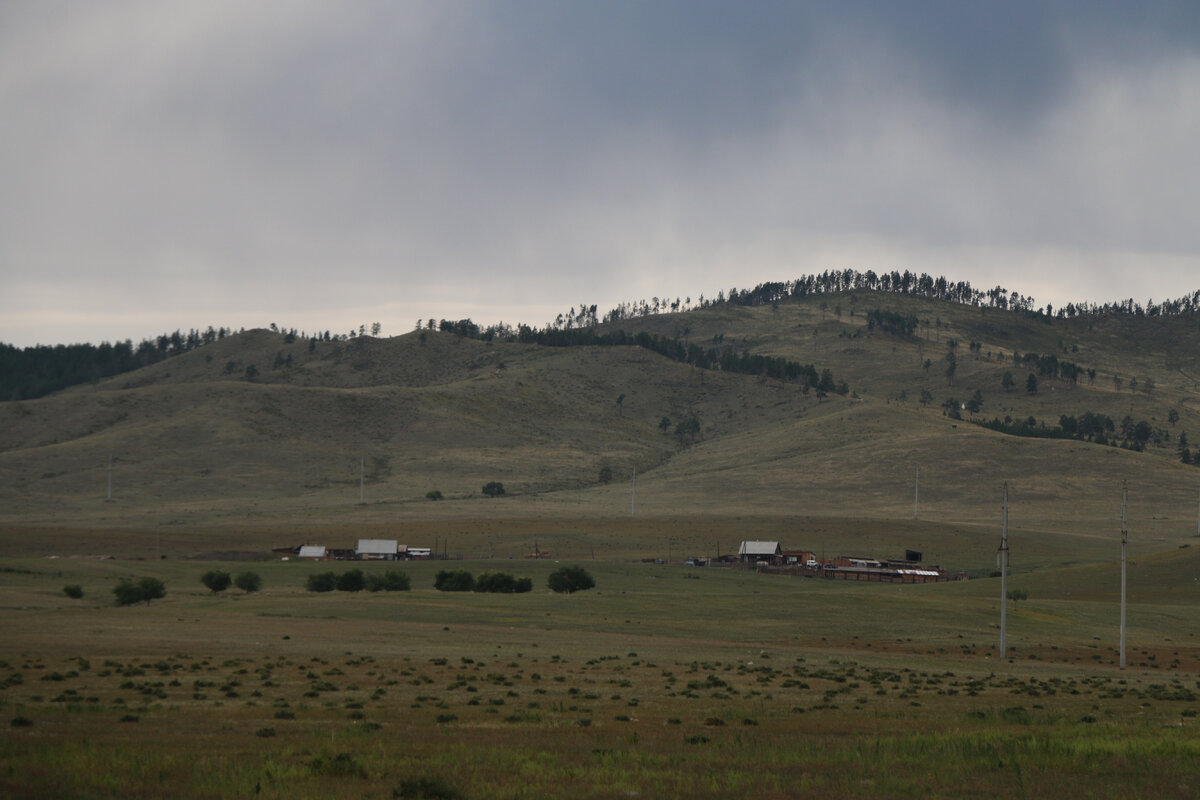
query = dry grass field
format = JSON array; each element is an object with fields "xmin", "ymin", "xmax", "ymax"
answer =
[{"xmin": 1, "ymin": 556, "xmax": 1199, "ymax": 798}]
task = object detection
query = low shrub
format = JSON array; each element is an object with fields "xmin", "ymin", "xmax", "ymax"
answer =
[
  {"xmin": 308, "ymin": 752, "xmax": 366, "ymax": 778},
  {"xmin": 336, "ymin": 569, "xmax": 366, "ymax": 592},
  {"xmin": 394, "ymin": 775, "xmax": 465, "ymax": 800},
  {"xmin": 234, "ymin": 572, "xmax": 262, "ymax": 593},
  {"xmin": 306, "ymin": 572, "xmax": 337, "ymax": 592},
  {"xmin": 434, "ymin": 570, "xmax": 475, "ymax": 592},
  {"xmin": 62, "ymin": 585, "xmax": 83, "ymax": 599},
  {"xmin": 474, "ymin": 571, "xmax": 533, "ymax": 594},
  {"xmin": 547, "ymin": 566, "xmax": 595, "ymax": 594},
  {"xmin": 367, "ymin": 570, "xmax": 411, "ymax": 592},
  {"xmin": 200, "ymin": 570, "xmax": 232, "ymax": 594}
]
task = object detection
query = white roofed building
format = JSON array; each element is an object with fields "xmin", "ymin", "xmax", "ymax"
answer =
[{"xmin": 356, "ymin": 539, "xmax": 399, "ymax": 560}]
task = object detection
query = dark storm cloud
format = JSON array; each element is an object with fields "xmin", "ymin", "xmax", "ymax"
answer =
[{"xmin": 2, "ymin": 2, "xmax": 1198, "ymax": 346}]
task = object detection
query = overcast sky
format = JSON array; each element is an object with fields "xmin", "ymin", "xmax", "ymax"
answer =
[{"xmin": 3, "ymin": 1, "xmax": 1199, "ymax": 347}]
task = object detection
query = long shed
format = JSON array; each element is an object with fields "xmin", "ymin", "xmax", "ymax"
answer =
[{"xmin": 356, "ymin": 539, "xmax": 399, "ymax": 560}]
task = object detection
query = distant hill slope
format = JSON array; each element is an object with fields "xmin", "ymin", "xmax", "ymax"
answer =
[{"xmin": 3, "ymin": 289, "xmax": 1200, "ymax": 542}]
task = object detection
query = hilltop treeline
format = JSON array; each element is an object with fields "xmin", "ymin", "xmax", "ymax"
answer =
[
  {"xmin": 531, "ymin": 269, "xmax": 1200, "ymax": 331},
  {"xmin": 0, "ymin": 323, "xmax": 385, "ymax": 401},
  {"xmin": 0, "ymin": 328, "xmax": 236, "ymax": 401},
  {"xmin": 7, "ymin": 269, "xmax": 1199, "ymax": 401}
]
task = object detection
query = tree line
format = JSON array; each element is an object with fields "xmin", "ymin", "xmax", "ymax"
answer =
[
  {"xmin": 977, "ymin": 411, "xmax": 1160, "ymax": 451},
  {"xmin": 445, "ymin": 325, "xmax": 846, "ymax": 395},
  {"xmin": 0, "ymin": 327, "xmax": 236, "ymax": 401},
  {"xmin": 549, "ymin": 269, "xmax": 1200, "ymax": 331}
]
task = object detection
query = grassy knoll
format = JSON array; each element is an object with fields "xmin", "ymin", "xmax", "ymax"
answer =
[{"xmin": 2, "ymin": 556, "xmax": 1199, "ymax": 798}]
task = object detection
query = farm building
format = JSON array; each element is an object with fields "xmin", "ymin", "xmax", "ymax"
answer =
[
  {"xmin": 356, "ymin": 539, "xmax": 399, "ymax": 560},
  {"xmin": 782, "ymin": 550, "xmax": 817, "ymax": 566},
  {"xmin": 738, "ymin": 541, "xmax": 782, "ymax": 564},
  {"xmin": 297, "ymin": 545, "xmax": 327, "ymax": 560}
]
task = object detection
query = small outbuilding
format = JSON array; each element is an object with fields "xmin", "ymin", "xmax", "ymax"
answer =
[
  {"xmin": 738, "ymin": 541, "xmax": 782, "ymax": 565},
  {"xmin": 298, "ymin": 545, "xmax": 327, "ymax": 560}
]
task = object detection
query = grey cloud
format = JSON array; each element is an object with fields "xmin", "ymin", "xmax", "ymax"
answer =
[{"xmin": 2, "ymin": 2, "xmax": 1198, "ymax": 346}]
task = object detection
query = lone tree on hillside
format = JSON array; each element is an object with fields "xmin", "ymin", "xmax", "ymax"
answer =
[
  {"xmin": 482, "ymin": 482, "xmax": 506, "ymax": 497},
  {"xmin": 201, "ymin": 570, "xmax": 232, "ymax": 595},
  {"xmin": 1026, "ymin": 373, "xmax": 1039, "ymax": 394},
  {"xmin": 548, "ymin": 566, "xmax": 595, "ymax": 594},
  {"xmin": 674, "ymin": 415, "xmax": 701, "ymax": 444}
]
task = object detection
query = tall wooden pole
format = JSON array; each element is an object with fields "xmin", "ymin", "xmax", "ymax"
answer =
[
  {"xmin": 631, "ymin": 468, "xmax": 636, "ymax": 516},
  {"xmin": 359, "ymin": 456, "xmax": 365, "ymax": 504},
  {"xmin": 1120, "ymin": 481, "xmax": 1128, "ymax": 670},
  {"xmin": 107, "ymin": 454, "xmax": 113, "ymax": 502},
  {"xmin": 999, "ymin": 482, "xmax": 1009, "ymax": 660}
]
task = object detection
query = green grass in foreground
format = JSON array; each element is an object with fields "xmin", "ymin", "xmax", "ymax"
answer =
[{"xmin": 1, "ymin": 557, "xmax": 1199, "ymax": 798}]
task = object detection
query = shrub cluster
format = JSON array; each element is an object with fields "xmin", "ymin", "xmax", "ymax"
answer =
[
  {"xmin": 202, "ymin": 570, "xmax": 262, "ymax": 594},
  {"xmin": 306, "ymin": 569, "xmax": 409, "ymax": 593},
  {"xmin": 433, "ymin": 569, "xmax": 534, "ymax": 593},
  {"xmin": 433, "ymin": 570, "xmax": 475, "ymax": 592},
  {"xmin": 367, "ymin": 570, "xmax": 411, "ymax": 592},
  {"xmin": 474, "ymin": 571, "xmax": 533, "ymax": 594},
  {"xmin": 113, "ymin": 577, "xmax": 166, "ymax": 606}
]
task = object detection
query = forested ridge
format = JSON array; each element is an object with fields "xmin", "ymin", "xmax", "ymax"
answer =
[{"xmin": 6, "ymin": 269, "xmax": 1200, "ymax": 402}]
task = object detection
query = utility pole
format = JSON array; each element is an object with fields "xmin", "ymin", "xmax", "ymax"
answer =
[
  {"xmin": 359, "ymin": 456, "xmax": 365, "ymax": 504},
  {"xmin": 999, "ymin": 482, "xmax": 1009, "ymax": 660},
  {"xmin": 914, "ymin": 466, "xmax": 920, "ymax": 520},
  {"xmin": 1120, "ymin": 481, "xmax": 1128, "ymax": 670},
  {"xmin": 631, "ymin": 468, "xmax": 636, "ymax": 516}
]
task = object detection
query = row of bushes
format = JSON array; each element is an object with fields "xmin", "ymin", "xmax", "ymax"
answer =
[
  {"xmin": 201, "ymin": 570, "xmax": 262, "ymax": 594},
  {"xmin": 304, "ymin": 566, "xmax": 596, "ymax": 594},
  {"xmin": 74, "ymin": 565, "xmax": 598, "ymax": 605},
  {"xmin": 434, "ymin": 570, "xmax": 533, "ymax": 593},
  {"xmin": 305, "ymin": 569, "xmax": 411, "ymax": 593}
]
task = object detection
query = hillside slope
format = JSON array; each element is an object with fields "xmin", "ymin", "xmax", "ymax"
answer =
[{"xmin": 2, "ymin": 291, "xmax": 1200, "ymax": 548}]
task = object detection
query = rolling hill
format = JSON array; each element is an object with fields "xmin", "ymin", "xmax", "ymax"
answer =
[{"xmin": 3, "ymin": 285, "xmax": 1200, "ymax": 570}]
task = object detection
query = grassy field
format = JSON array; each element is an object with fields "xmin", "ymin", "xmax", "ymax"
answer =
[{"xmin": 2, "ymin": 554, "xmax": 1199, "ymax": 798}]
